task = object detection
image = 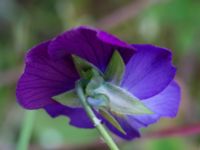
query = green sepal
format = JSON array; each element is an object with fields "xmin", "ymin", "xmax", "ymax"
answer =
[
  {"xmin": 53, "ymin": 89, "xmax": 81, "ymax": 107},
  {"xmin": 72, "ymin": 55, "xmax": 102, "ymax": 79},
  {"xmin": 87, "ymin": 94, "xmax": 109, "ymax": 108},
  {"xmin": 99, "ymin": 108, "xmax": 126, "ymax": 135},
  {"xmin": 85, "ymin": 75, "xmax": 104, "ymax": 96},
  {"xmin": 93, "ymin": 83, "xmax": 153, "ymax": 115},
  {"xmin": 104, "ymin": 51, "xmax": 125, "ymax": 85}
]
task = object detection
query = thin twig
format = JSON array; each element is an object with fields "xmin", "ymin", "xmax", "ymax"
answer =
[
  {"xmin": 0, "ymin": 67, "xmax": 21, "ymax": 86},
  {"xmin": 96, "ymin": 0, "xmax": 156, "ymax": 30},
  {"xmin": 144, "ymin": 123, "xmax": 200, "ymax": 139}
]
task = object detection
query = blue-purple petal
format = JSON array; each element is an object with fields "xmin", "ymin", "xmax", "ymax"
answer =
[
  {"xmin": 103, "ymin": 115, "xmax": 140, "ymax": 140},
  {"xmin": 126, "ymin": 81, "xmax": 181, "ymax": 129},
  {"xmin": 121, "ymin": 44, "xmax": 176, "ymax": 99}
]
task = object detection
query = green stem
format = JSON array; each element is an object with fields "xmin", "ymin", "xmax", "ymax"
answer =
[
  {"xmin": 76, "ymin": 82, "xmax": 120, "ymax": 150},
  {"xmin": 16, "ymin": 111, "xmax": 35, "ymax": 150}
]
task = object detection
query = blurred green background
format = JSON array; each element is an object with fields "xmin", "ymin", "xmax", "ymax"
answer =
[{"xmin": 0, "ymin": 0, "xmax": 200, "ymax": 149}]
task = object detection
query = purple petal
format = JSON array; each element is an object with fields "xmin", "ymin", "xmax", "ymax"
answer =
[
  {"xmin": 97, "ymin": 30, "xmax": 133, "ymax": 50},
  {"xmin": 121, "ymin": 44, "xmax": 176, "ymax": 99},
  {"xmin": 16, "ymin": 41, "xmax": 79, "ymax": 109},
  {"xmin": 46, "ymin": 100, "xmax": 141, "ymax": 137},
  {"xmin": 126, "ymin": 81, "xmax": 181, "ymax": 129},
  {"xmin": 44, "ymin": 99, "xmax": 94, "ymax": 128},
  {"xmin": 48, "ymin": 26, "xmax": 134, "ymax": 71},
  {"xmin": 103, "ymin": 115, "xmax": 140, "ymax": 140}
]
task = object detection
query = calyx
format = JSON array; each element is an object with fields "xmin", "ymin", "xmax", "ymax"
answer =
[{"xmin": 54, "ymin": 51, "xmax": 153, "ymax": 134}]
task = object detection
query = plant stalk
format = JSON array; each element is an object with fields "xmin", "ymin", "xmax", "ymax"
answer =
[
  {"xmin": 16, "ymin": 111, "xmax": 35, "ymax": 150},
  {"xmin": 76, "ymin": 82, "xmax": 120, "ymax": 150}
]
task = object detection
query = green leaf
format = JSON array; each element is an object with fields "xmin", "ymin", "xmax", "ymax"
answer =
[
  {"xmin": 93, "ymin": 83, "xmax": 153, "ymax": 115},
  {"xmin": 53, "ymin": 89, "xmax": 81, "ymax": 107},
  {"xmin": 72, "ymin": 55, "xmax": 102, "ymax": 78},
  {"xmin": 99, "ymin": 108, "xmax": 126, "ymax": 135},
  {"xmin": 104, "ymin": 51, "xmax": 125, "ymax": 85}
]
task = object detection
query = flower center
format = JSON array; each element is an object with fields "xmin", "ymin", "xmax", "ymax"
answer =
[
  {"xmin": 71, "ymin": 52, "xmax": 152, "ymax": 115},
  {"xmin": 54, "ymin": 51, "xmax": 153, "ymax": 116},
  {"xmin": 54, "ymin": 51, "xmax": 153, "ymax": 134}
]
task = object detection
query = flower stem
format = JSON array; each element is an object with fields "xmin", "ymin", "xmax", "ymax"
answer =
[
  {"xmin": 76, "ymin": 82, "xmax": 120, "ymax": 150},
  {"xmin": 16, "ymin": 111, "xmax": 35, "ymax": 150}
]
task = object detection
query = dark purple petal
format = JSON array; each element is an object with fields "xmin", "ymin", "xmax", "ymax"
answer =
[
  {"xmin": 16, "ymin": 41, "xmax": 79, "ymax": 109},
  {"xmin": 97, "ymin": 30, "xmax": 133, "ymax": 50},
  {"xmin": 44, "ymin": 99, "xmax": 94, "ymax": 128},
  {"xmin": 121, "ymin": 44, "xmax": 176, "ymax": 99},
  {"xmin": 126, "ymin": 81, "xmax": 181, "ymax": 129},
  {"xmin": 48, "ymin": 26, "xmax": 134, "ymax": 71},
  {"xmin": 103, "ymin": 115, "xmax": 140, "ymax": 140}
]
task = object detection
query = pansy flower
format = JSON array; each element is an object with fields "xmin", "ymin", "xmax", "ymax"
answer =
[{"xmin": 16, "ymin": 26, "xmax": 180, "ymax": 140}]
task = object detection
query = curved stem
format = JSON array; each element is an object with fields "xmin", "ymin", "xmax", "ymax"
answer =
[
  {"xmin": 16, "ymin": 111, "xmax": 35, "ymax": 150},
  {"xmin": 76, "ymin": 82, "xmax": 120, "ymax": 150}
]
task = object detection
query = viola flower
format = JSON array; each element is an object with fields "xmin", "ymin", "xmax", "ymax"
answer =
[{"xmin": 16, "ymin": 26, "xmax": 180, "ymax": 140}]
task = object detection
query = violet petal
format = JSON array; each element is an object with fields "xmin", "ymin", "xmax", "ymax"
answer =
[
  {"xmin": 126, "ymin": 81, "xmax": 181, "ymax": 129},
  {"xmin": 16, "ymin": 41, "xmax": 79, "ymax": 109},
  {"xmin": 48, "ymin": 26, "xmax": 134, "ymax": 71},
  {"xmin": 44, "ymin": 99, "xmax": 95, "ymax": 128},
  {"xmin": 121, "ymin": 44, "xmax": 176, "ymax": 99},
  {"xmin": 104, "ymin": 115, "xmax": 140, "ymax": 140}
]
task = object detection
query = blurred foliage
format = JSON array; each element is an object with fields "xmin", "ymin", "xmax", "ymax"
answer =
[
  {"xmin": 33, "ymin": 110, "xmax": 98, "ymax": 147},
  {"xmin": 0, "ymin": 0, "xmax": 200, "ymax": 149}
]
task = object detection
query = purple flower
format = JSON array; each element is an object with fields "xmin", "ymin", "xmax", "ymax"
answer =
[{"xmin": 16, "ymin": 26, "xmax": 180, "ymax": 140}]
